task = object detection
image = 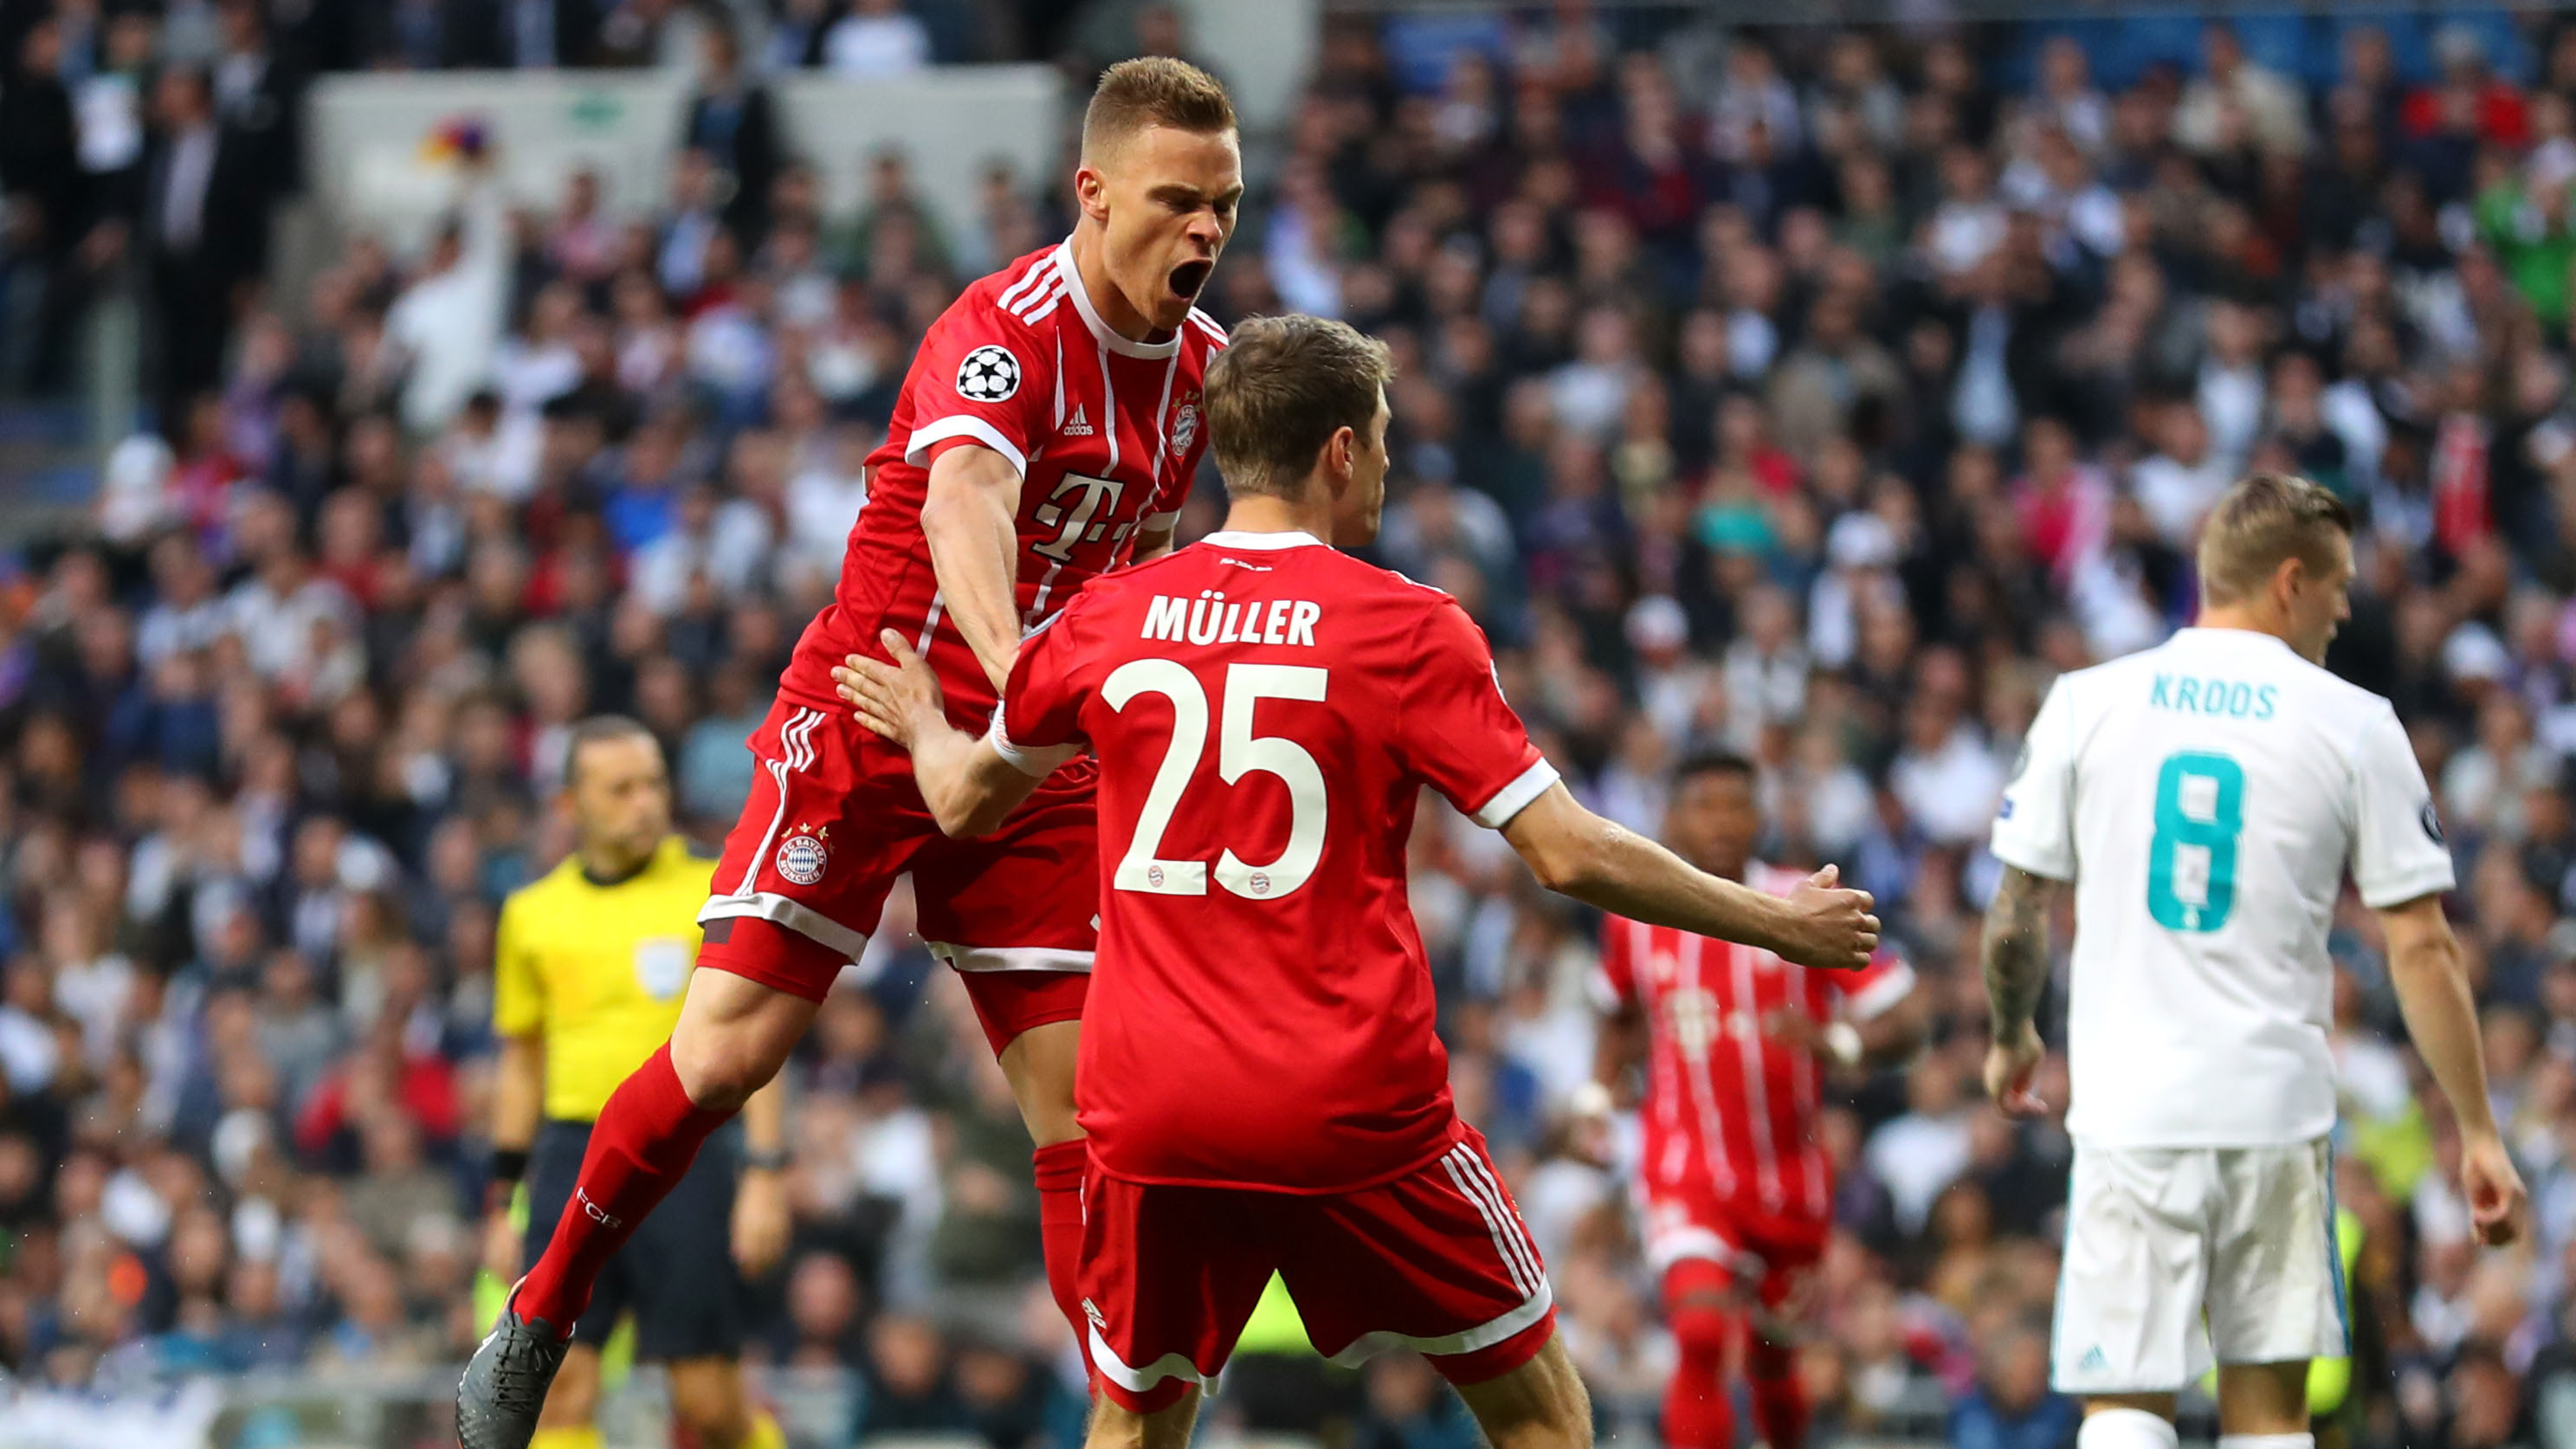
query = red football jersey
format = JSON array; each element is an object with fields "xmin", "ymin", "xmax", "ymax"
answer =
[
  {"xmin": 992, "ymin": 530, "xmax": 1559, "ymax": 1193},
  {"xmin": 778, "ymin": 241, "xmax": 1226, "ymax": 721},
  {"xmin": 1595, "ymin": 869, "xmax": 1915, "ymax": 1224}
]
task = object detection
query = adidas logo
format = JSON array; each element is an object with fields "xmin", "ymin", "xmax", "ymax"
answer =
[
  {"xmin": 2078, "ymin": 1346, "xmax": 2108, "ymax": 1374},
  {"xmin": 1064, "ymin": 405, "xmax": 1095, "ymax": 437}
]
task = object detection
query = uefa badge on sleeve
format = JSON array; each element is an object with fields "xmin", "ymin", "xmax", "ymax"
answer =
[
  {"xmin": 777, "ymin": 823, "xmax": 831, "ymax": 886},
  {"xmin": 955, "ymin": 345, "xmax": 1021, "ymax": 402}
]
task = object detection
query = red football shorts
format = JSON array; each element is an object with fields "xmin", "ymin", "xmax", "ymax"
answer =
[
  {"xmin": 695, "ymin": 694, "xmax": 1097, "ymax": 1051},
  {"xmin": 1641, "ymin": 1185, "xmax": 1829, "ymax": 1316},
  {"xmin": 1081, "ymin": 1127, "xmax": 1558, "ymax": 1413}
]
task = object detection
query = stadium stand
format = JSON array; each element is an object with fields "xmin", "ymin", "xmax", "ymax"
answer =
[{"xmin": 0, "ymin": 2, "xmax": 2564, "ymax": 1446}]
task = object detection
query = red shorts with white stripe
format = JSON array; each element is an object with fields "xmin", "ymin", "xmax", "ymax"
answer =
[
  {"xmin": 1640, "ymin": 1184, "xmax": 1829, "ymax": 1315},
  {"xmin": 1081, "ymin": 1126, "xmax": 1558, "ymax": 1413},
  {"xmin": 695, "ymin": 693, "xmax": 1097, "ymax": 1049}
]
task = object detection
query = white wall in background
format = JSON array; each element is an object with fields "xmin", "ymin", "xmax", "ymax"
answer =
[
  {"xmin": 1177, "ymin": 0, "xmax": 1317, "ymax": 134},
  {"xmin": 306, "ymin": 67, "xmax": 1064, "ymax": 255}
]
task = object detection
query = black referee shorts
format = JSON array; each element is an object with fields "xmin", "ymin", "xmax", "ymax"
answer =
[{"xmin": 525, "ymin": 1116, "xmax": 745, "ymax": 1361}]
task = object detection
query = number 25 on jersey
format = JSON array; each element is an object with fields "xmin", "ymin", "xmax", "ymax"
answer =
[
  {"xmin": 2147, "ymin": 750, "xmax": 2244, "ymax": 933},
  {"xmin": 1106, "ymin": 660, "xmax": 1328, "ymax": 901}
]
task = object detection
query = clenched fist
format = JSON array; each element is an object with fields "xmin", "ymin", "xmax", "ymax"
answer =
[{"xmin": 1773, "ymin": 864, "xmax": 1879, "ymax": 972}]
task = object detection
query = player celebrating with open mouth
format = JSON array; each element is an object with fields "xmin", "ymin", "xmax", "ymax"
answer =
[{"xmin": 462, "ymin": 57, "xmax": 1242, "ymax": 1449}]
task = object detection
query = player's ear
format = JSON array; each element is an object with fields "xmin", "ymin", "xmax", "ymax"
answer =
[{"xmin": 1073, "ymin": 164, "xmax": 1110, "ymax": 223}]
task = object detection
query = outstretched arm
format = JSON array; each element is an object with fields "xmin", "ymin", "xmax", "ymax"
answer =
[
  {"xmin": 833, "ymin": 631, "xmax": 1045, "ymax": 838},
  {"xmin": 1499, "ymin": 785, "xmax": 1879, "ymax": 971},
  {"xmin": 1979, "ymin": 864, "xmax": 2059, "ymax": 1116},
  {"xmin": 2379, "ymin": 892, "xmax": 2527, "ymax": 1245}
]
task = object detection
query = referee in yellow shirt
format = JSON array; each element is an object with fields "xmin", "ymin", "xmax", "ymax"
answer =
[{"xmin": 481, "ymin": 716, "xmax": 789, "ymax": 1449}]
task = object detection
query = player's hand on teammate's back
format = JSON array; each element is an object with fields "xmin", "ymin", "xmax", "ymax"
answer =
[
  {"xmin": 1774, "ymin": 864, "xmax": 1879, "ymax": 972},
  {"xmin": 835, "ymin": 631, "xmax": 949, "ymax": 747},
  {"xmin": 2460, "ymin": 1129, "xmax": 2529, "ymax": 1247},
  {"xmin": 731, "ymin": 1167, "xmax": 791, "ymax": 1276},
  {"xmin": 1984, "ymin": 1021, "xmax": 2048, "ymax": 1118}
]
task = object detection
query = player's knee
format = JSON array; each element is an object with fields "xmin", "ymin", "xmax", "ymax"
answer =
[
  {"xmin": 1085, "ymin": 1381, "xmax": 1198, "ymax": 1449},
  {"xmin": 1668, "ymin": 1295, "xmax": 1735, "ymax": 1356},
  {"xmin": 1455, "ymin": 1335, "xmax": 1594, "ymax": 1449},
  {"xmin": 1746, "ymin": 1333, "xmax": 1797, "ymax": 1380},
  {"xmin": 668, "ymin": 980, "xmax": 806, "ymax": 1110}
]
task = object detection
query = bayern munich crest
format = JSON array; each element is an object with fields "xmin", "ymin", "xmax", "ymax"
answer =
[
  {"xmin": 1170, "ymin": 401, "xmax": 1200, "ymax": 453},
  {"xmin": 955, "ymin": 344, "xmax": 1021, "ymax": 402},
  {"xmin": 776, "ymin": 823, "xmax": 831, "ymax": 886}
]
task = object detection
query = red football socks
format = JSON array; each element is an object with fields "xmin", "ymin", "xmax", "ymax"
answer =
[
  {"xmin": 1664, "ymin": 1336, "xmax": 1736, "ymax": 1449},
  {"xmin": 1748, "ymin": 1336, "xmax": 1810, "ymax": 1449},
  {"xmin": 514, "ymin": 1044, "xmax": 734, "ymax": 1331},
  {"xmin": 1032, "ymin": 1138, "xmax": 1094, "ymax": 1380},
  {"xmin": 1664, "ymin": 1258, "xmax": 1741, "ymax": 1449}
]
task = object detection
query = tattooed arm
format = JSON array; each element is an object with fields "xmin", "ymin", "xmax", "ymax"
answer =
[{"xmin": 1980, "ymin": 864, "xmax": 2060, "ymax": 1116}]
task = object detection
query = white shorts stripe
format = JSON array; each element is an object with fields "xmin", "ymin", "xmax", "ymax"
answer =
[
  {"xmin": 1088, "ymin": 1327, "xmax": 1206, "ymax": 1395},
  {"xmin": 1451, "ymin": 1144, "xmax": 1547, "ymax": 1293},
  {"xmin": 697, "ymin": 892, "xmax": 869, "ymax": 962},
  {"xmin": 1443, "ymin": 1151, "xmax": 1533, "ymax": 1297},
  {"xmin": 731, "ymin": 707, "xmax": 823, "ymax": 897},
  {"xmin": 924, "ymin": 942, "xmax": 1095, "ymax": 974},
  {"xmin": 1322, "ymin": 1278, "xmax": 1553, "ymax": 1368}
]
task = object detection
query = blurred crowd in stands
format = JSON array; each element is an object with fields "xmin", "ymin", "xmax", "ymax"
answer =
[{"xmin": 2, "ymin": 2, "xmax": 2575, "ymax": 1447}]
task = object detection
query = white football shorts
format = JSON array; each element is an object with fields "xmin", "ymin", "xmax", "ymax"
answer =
[{"xmin": 2051, "ymin": 1137, "xmax": 2347, "ymax": 1394}]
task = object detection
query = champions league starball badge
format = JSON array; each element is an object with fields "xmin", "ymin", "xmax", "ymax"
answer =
[{"xmin": 955, "ymin": 345, "xmax": 1022, "ymax": 402}]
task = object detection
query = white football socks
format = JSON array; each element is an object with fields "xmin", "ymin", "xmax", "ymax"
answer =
[{"xmin": 2079, "ymin": 1407, "xmax": 2180, "ymax": 1449}]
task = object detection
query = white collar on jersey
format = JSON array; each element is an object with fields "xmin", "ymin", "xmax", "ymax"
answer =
[
  {"xmin": 1053, "ymin": 242, "xmax": 1184, "ymax": 360},
  {"xmin": 1201, "ymin": 529, "xmax": 1324, "ymax": 550}
]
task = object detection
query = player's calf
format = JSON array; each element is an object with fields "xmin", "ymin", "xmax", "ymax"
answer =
[
  {"xmin": 1084, "ymin": 1381, "xmax": 1203, "ymax": 1449},
  {"xmin": 1452, "ymin": 1334, "xmax": 1593, "ymax": 1449}
]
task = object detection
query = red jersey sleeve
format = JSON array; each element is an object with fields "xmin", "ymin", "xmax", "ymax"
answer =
[
  {"xmin": 1832, "ymin": 948, "xmax": 1917, "ymax": 1023},
  {"xmin": 901, "ymin": 308, "xmax": 1059, "ymax": 479},
  {"xmin": 1394, "ymin": 593, "xmax": 1559, "ymax": 828},
  {"xmin": 989, "ymin": 597, "xmax": 1088, "ymax": 776}
]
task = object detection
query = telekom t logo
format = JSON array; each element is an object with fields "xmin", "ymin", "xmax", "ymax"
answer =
[{"xmin": 1032, "ymin": 472, "xmax": 1129, "ymax": 561}]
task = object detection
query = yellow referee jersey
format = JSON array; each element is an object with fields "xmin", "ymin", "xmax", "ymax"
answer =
[{"xmin": 494, "ymin": 837, "xmax": 716, "ymax": 1122}]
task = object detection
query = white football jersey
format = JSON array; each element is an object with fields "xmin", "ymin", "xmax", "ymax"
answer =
[{"xmin": 1990, "ymin": 627, "xmax": 2455, "ymax": 1146}]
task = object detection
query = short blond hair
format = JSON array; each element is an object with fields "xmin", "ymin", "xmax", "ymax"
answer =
[
  {"xmin": 1204, "ymin": 314, "xmax": 1393, "ymax": 499},
  {"xmin": 1081, "ymin": 57, "xmax": 1236, "ymax": 163},
  {"xmin": 2196, "ymin": 473, "xmax": 2353, "ymax": 606}
]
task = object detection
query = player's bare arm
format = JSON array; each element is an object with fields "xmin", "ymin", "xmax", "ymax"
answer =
[
  {"xmin": 920, "ymin": 443, "xmax": 1030, "ymax": 692},
  {"xmin": 1979, "ymin": 864, "xmax": 2057, "ymax": 1116},
  {"xmin": 835, "ymin": 631, "xmax": 1042, "ymax": 836},
  {"xmin": 731, "ymin": 1074, "xmax": 791, "ymax": 1276},
  {"xmin": 481, "ymin": 1030, "xmax": 545, "ymax": 1278},
  {"xmin": 2379, "ymin": 892, "xmax": 2528, "ymax": 1245},
  {"xmin": 1501, "ymin": 784, "xmax": 1877, "ymax": 972}
]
